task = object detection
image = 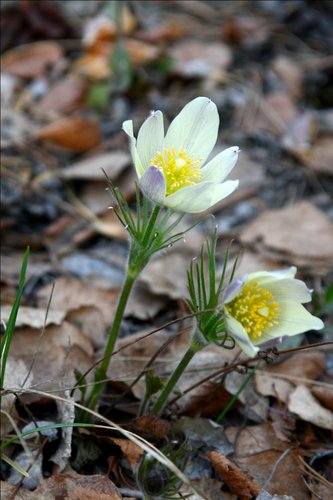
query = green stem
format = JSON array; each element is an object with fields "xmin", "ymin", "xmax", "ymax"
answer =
[
  {"xmin": 142, "ymin": 205, "xmax": 161, "ymax": 247},
  {"xmin": 152, "ymin": 336, "xmax": 203, "ymax": 415},
  {"xmin": 215, "ymin": 361, "xmax": 260, "ymax": 423},
  {"xmin": 85, "ymin": 266, "xmax": 138, "ymax": 414},
  {"xmin": 84, "ymin": 204, "xmax": 169, "ymax": 416}
]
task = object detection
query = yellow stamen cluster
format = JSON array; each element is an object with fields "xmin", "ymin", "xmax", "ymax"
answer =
[
  {"xmin": 226, "ymin": 281, "xmax": 280, "ymax": 339},
  {"xmin": 151, "ymin": 147, "xmax": 202, "ymax": 196}
]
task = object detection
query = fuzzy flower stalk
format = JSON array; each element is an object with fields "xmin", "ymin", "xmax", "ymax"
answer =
[
  {"xmin": 123, "ymin": 96, "xmax": 239, "ymax": 213},
  {"xmin": 152, "ymin": 229, "xmax": 235, "ymax": 415},
  {"xmin": 85, "ymin": 97, "xmax": 239, "ymax": 417},
  {"xmin": 152, "ymin": 233, "xmax": 324, "ymax": 415},
  {"xmin": 221, "ymin": 267, "xmax": 324, "ymax": 357}
]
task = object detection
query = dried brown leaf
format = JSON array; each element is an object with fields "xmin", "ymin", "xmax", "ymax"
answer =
[
  {"xmin": 1, "ymin": 305, "xmax": 66, "ymax": 329},
  {"xmin": 222, "ymin": 16, "xmax": 273, "ymax": 46},
  {"xmin": 238, "ymin": 92, "xmax": 298, "ymax": 137},
  {"xmin": 255, "ymin": 351, "xmax": 326, "ymax": 402},
  {"xmin": 240, "ymin": 201, "xmax": 333, "ymax": 274},
  {"xmin": 307, "ymin": 135, "xmax": 333, "ymax": 175},
  {"xmin": 225, "ymin": 422, "xmax": 288, "ymax": 457},
  {"xmin": 1, "ymin": 359, "xmax": 31, "ymax": 437},
  {"xmin": 170, "ymin": 40, "xmax": 232, "ymax": 78},
  {"xmin": 271, "ymin": 56, "xmax": 304, "ymax": 99},
  {"xmin": 235, "ymin": 449, "xmax": 307, "ymax": 499},
  {"xmin": 34, "ymin": 470, "xmax": 121, "ymax": 499},
  {"xmin": 8, "ymin": 322, "xmax": 94, "ymax": 392},
  {"xmin": 1, "ymin": 41, "xmax": 63, "ymax": 78},
  {"xmin": 36, "ymin": 277, "xmax": 119, "ymax": 327},
  {"xmin": 255, "ymin": 371, "xmax": 293, "ymax": 403},
  {"xmin": 134, "ymin": 415, "xmax": 170, "ymax": 440},
  {"xmin": 82, "ymin": 7, "xmax": 137, "ymax": 48},
  {"xmin": 209, "ymin": 451, "xmax": 262, "ymax": 499},
  {"xmin": 76, "ymin": 38, "xmax": 159, "ymax": 80},
  {"xmin": 35, "ymin": 75, "xmax": 89, "ymax": 114},
  {"xmin": 310, "ymin": 385, "xmax": 333, "ymax": 411},
  {"xmin": 60, "ymin": 152, "xmax": 130, "ymax": 181},
  {"xmin": 36, "ymin": 116, "xmax": 101, "ymax": 152},
  {"xmin": 263, "ymin": 351, "xmax": 325, "ymax": 380},
  {"xmin": 111, "ymin": 438, "xmax": 143, "ymax": 472},
  {"xmin": 282, "ymin": 112, "xmax": 317, "ymax": 157},
  {"xmin": 288, "ymin": 384, "xmax": 333, "ymax": 429}
]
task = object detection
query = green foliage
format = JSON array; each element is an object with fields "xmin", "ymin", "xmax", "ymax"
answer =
[
  {"xmin": 322, "ymin": 282, "xmax": 333, "ymax": 315},
  {"xmin": 136, "ymin": 438, "xmax": 189, "ymax": 499},
  {"xmin": 312, "ymin": 281, "xmax": 332, "ymax": 335},
  {"xmin": 84, "ymin": 179, "xmax": 202, "ymax": 418},
  {"xmin": 71, "ymin": 434, "xmax": 102, "ymax": 471},
  {"xmin": 110, "ymin": 38, "xmax": 132, "ymax": 93},
  {"xmin": 74, "ymin": 368, "xmax": 88, "ymax": 403},
  {"xmin": 106, "ymin": 177, "xmax": 198, "ymax": 266},
  {"xmin": 87, "ymin": 83, "xmax": 110, "ymax": 112},
  {"xmin": 186, "ymin": 229, "xmax": 236, "ymax": 348},
  {"xmin": 139, "ymin": 370, "xmax": 165, "ymax": 416},
  {"xmin": 150, "ymin": 56, "xmax": 175, "ymax": 74},
  {"xmin": 87, "ymin": 1, "xmax": 133, "ymax": 111},
  {"xmin": 145, "ymin": 370, "xmax": 164, "ymax": 397},
  {"xmin": 0, "ymin": 423, "xmax": 94, "ymax": 452},
  {"xmin": 215, "ymin": 362, "xmax": 259, "ymax": 424},
  {"xmin": 0, "ymin": 247, "xmax": 29, "ymax": 394}
]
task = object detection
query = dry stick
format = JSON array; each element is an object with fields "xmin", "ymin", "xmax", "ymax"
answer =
[
  {"xmin": 261, "ymin": 448, "xmax": 293, "ymax": 492},
  {"xmin": 167, "ymin": 341, "xmax": 333, "ymax": 408},
  {"xmin": 107, "ymin": 332, "xmax": 185, "ymax": 412},
  {"xmin": 70, "ymin": 309, "xmax": 215, "ymax": 397},
  {"xmin": 8, "ymin": 437, "xmax": 48, "ymax": 500},
  {"xmin": 298, "ymin": 455, "xmax": 333, "ymax": 492}
]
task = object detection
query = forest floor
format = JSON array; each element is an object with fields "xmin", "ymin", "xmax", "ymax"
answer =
[{"xmin": 1, "ymin": 1, "xmax": 333, "ymax": 499}]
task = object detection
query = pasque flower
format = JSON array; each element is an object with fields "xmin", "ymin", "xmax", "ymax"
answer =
[
  {"xmin": 122, "ymin": 97, "xmax": 239, "ymax": 213},
  {"xmin": 222, "ymin": 267, "xmax": 324, "ymax": 357}
]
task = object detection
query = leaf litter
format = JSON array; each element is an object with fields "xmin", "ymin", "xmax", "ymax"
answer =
[{"xmin": 1, "ymin": 0, "xmax": 332, "ymax": 498}]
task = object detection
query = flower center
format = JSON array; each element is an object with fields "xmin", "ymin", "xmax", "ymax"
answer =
[
  {"xmin": 226, "ymin": 281, "xmax": 280, "ymax": 339},
  {"xmin": 151, "ymin": 148, "xmax": 202, "ymax": 195}
]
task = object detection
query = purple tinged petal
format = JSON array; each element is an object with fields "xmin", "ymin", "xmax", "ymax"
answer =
[
  {"xmin": 221, "ymin": 276, "xmax": 247, "ymax": 304},
  {"xmin": 140, "ymin": 166, "xmax": 166, "ymax": 204},
  {"xmin": 258, "ymin": 336, "xmax": 289, "ymax": 349}
]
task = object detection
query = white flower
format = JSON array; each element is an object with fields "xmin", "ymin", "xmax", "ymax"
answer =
[
  {"xmin": 122, "ymin": 97, "xmax": 239, "ymax": 213},
  {"xmin": 221, "ymin": 267, "xmax": 324, "ymax": 357}
]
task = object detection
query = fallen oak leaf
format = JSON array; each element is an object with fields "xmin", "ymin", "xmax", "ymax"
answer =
[
  {"xmin": 209, "ymin": 451, "xmax": 262, "ymax": 499},
  {"xmin": 32, "ymin": 470, "xmax": 122, "ymax": 499},
  {"xmin": 35, "ymin": 74, "xmax": 89, "ymax": 114},
  {"xmin": 111, "ymin": 437, "xmax": 143, "ymax": 473},
  {"xmin": 1, "ymin": 41, "xmax": 63, "ymax": 78},
  {"xmin": 288, "ymin": 384, "xmax": 333, "ymax": 430},
  {"xmin": 35, "ymin": 116, "xmax": 101, "ymax": 152}
]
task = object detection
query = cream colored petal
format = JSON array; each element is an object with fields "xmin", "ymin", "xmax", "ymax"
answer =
[
  {"xmin": 225, "ymin": 315, "xmax": 259, "ymax": 357},
  {"xmin": 122, "ymin": 120, "xmax": 144, "ymax": 177},
  {"xmin": 164, "ymin": 180, "xmax": 238, "ymax": 213},
  {"xmin": 163, "ymin": 97, "xmax": 219, "ymax": 164},
  {"xmin": 137, "ymin": 110, "xmax": 164, "ymax": 172},
  {"xmin": 247, "ymin": 268, "xmax": 297, "ymax": 285},
  {"xmin": 261, "ymin": 300, "xmax": 324, "ymax": 339},
  {"xmin": 211, "ymin": 180, "xmax": 239, "ymax": 206},
  {"xmin": 264, "ymin": 279, "xmax": 312, "ymax": 304},
  {"xmin": 201, "ymin": 146, "xmax": 239, "ymax": 182}
]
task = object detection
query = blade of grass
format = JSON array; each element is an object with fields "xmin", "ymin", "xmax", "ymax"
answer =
[
  {"xmin": 1, "ymin": 247, "xmax": 29, "ymax": 393},
  {"xmin": 1, "ymin": 454, "xmax": 30, "ymax": 477},
  {"xmin": 215, "ymin": 361, "xmax": 260, "ymax": 423}
]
